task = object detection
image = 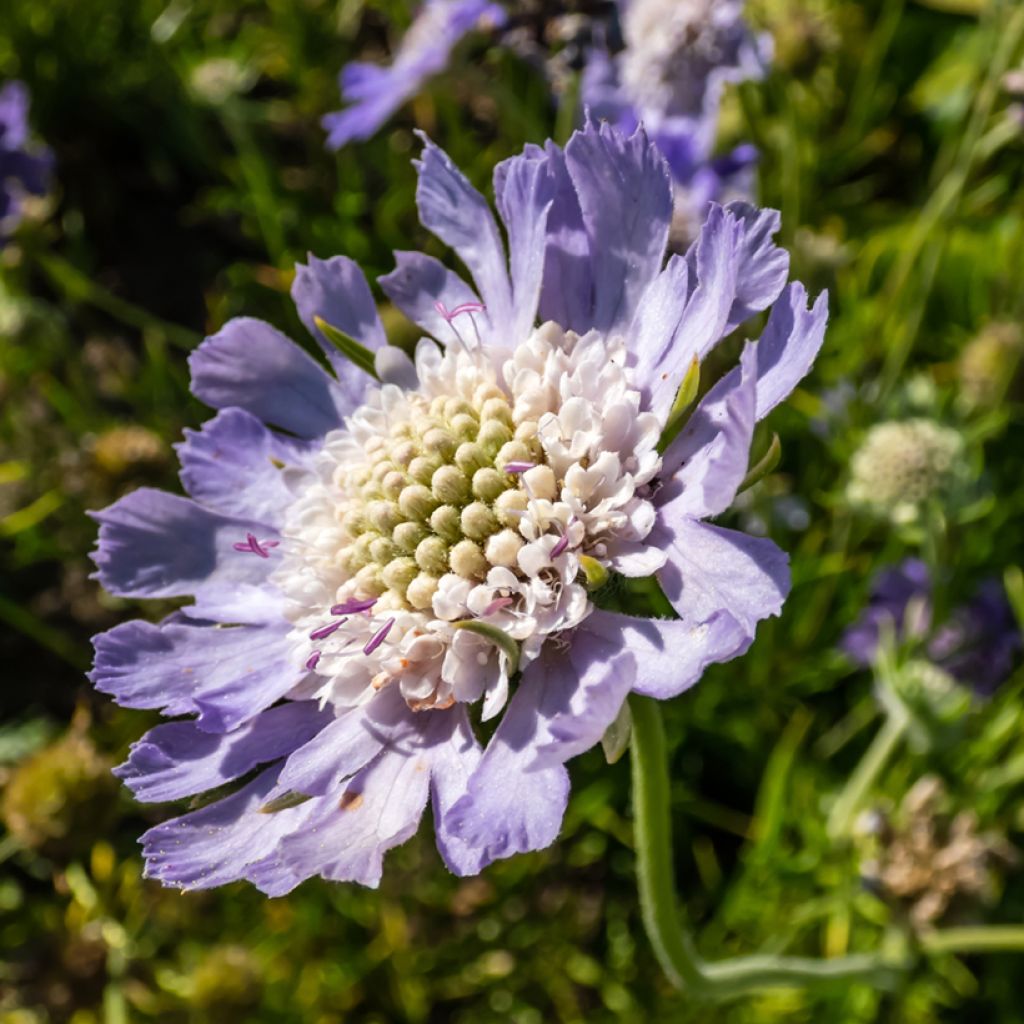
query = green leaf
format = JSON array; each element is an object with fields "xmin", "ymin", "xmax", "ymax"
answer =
[
  {"xmin": 738, "ymin": 433, "xmax": 781, "ymax": 495},
  {"xmin": 579, "ymin": 554, "xmax": 609, "ymax": 590},
  {"xmin": 452, "ymin": 619, "xmax": 520, "ymax": 677},
  {"xmin": 657, "ymin": 357, "xmax": 701, "ymax": 453},
  {"xmin": 260, "ymin": 791, "xmax": 314, "ymax": 814},
  {"xmin": 601, "ymin": 699, "xmax": 632, "ymax": 764},
  {"xmin": 314, "ymin": 316, "xmax": 379, "ymax": 378}
]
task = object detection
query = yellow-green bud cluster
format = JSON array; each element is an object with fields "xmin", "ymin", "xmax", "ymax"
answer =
[
  {"xmin": 847, "ymin": 418, "xmax": 964, "ymax": 525},
  {"xmin": 339, "ymin": 383, "xmax": 544, "ymax": 610}
]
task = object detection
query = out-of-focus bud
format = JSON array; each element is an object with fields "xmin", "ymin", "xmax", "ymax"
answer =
[
  {"xmin": 956, "ymin": 322, "xmax": 1023, "ymax": 412},
  {"xmin": 92, "ymin": 425, "xmax": 167, "ymax": 477}
]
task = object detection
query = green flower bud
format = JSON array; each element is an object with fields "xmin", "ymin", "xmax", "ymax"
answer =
[
  {"xmin": 354, "ymin": 564, "xmax": 386, "ymax": 595},
  {"xmin": 415, "ymin": 535, "xmax": 450, "ymax": 575},
  {"xmin": 430, "ymin": 504, "xmax": 463, "ymax": 542},
  {"xmin": 472, "ymin": 467, "xmax": 507, "ymax": 502},
  {"xmin": 422, "ymin": 427, "xmax": 456, "ymax": 458},
  {"xmin": 477, "ymin": 419, "xmax": 513, "ymax": 455},
  {"xmin": 366, "ymin": 500, "xmax": 402, "ymax": 534},
  {"xmin": 381, "ymin": 470, "xmax": 407, "ymax": 500},
  {"xmin": 450, "ymin": 539, "xmax": 488, "ymax": 578},
  {"xmin": 392, "ymin": 521, "xmax": 429, "ymax": 553},
  {"xmin": 382, "ymin": 556, "xmax": 419, "ymax": 594},
  {"xmin": 495, "ymin": 440, "xmax": 532, "ymax": 470},
  {"xmin": 390, "ymin": 439, "xmax": 417, "ymax": 468},
  {"xmin": 398, "ymin": 483, "xmax": 438, "ymax": 521},
  {"xmin": 455, "ymin": 441, "xmax": 491, "ymax": 475},
  {"xmin": 432, "ymin": 464, "xmax": 471, "ymax": 505},
  {"xmin": 480, "ymin": 397, "xmax": 514, "ymax": 426},
  {"xmin": 449, "ymin": 413, "xmax": 479, "ymax": 442},
  {"xmin": 408, "ymin": 453, "xmax": 444, "ymax": 485},
  {"xmin": 461, "ymin": 501, "xmax": 499, "ymax": 541},
  {"xmin": 444, "ymin": 397, "xmax": 475, "ymax": 421},
  {"xmin": 369, "ymin": 536, "xmax": 398, "ymax": 565}
]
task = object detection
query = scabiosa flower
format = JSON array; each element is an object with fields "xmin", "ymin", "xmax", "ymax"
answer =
[
  {"xmin": 846, "ymin": 418, "xmax": 966, "ymax": 526},
  {"xmin": 323, "ymin": 0, "xmax": 507, "ymax": 150},
  {"xmin": 581, "ymin": 0, "xmax": 768, "ymax": 243},
  {"xmin": 89, "ymin": 121, "xmax": 826, "ymax": 890},
  {"xmin": 0, "ymin": 81, "xmax": 53, "ymax": 239},
  {"xmin": 843, "ymin": 559, "xmax": 1021, "ymax": 696}
]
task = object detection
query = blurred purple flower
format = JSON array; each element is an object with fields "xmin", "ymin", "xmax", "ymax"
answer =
[
  {"xmin": 90, "ymin": 121, "xmax": 825, "ymax": 891},
  {"xmin": 581, "ymin": 0, "xmax": 768, "ymax": 238},
  {"xmin": 843, "ymin": 559, "xmax": 1021, "ymax": 695},
  {"xmin": 323, "ymin": 0, "xmax": 507, "ymax": 150},
  {"xmin": 0, "ymin": 81, "xmax": 52, "ymax": 238}
]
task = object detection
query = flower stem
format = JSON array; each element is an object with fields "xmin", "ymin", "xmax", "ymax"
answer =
[
  {"xmin": 920, "ymin": 927, "xmax": 1024, "ymax": 956},
  {"xmin": 628, "ymin": 695, "xmax": 907, "ymax": 1000}
]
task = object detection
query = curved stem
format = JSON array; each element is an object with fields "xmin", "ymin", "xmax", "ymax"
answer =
[{"xmin": 628, "ymin": 695, "xmax": 908, "ymax": 1001}]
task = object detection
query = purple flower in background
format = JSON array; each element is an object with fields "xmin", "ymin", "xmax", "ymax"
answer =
[
  {"xmin": 843, "ymin": 559, "xmax": 1021, "ymax": 695},
  {"xmin": 323, "ymin": 0, "xmax": 507, "ymax": 150},
  {"xmin": 90, "ymin": 121, "xmax": 826, "ymax": 891},
  {"xmin": 582, "ymin": 0, "xmax": 768, "ymax": 240},
  {"xmin": 0, "ymin": 81, "xmax": 52, "ymax": 238}
]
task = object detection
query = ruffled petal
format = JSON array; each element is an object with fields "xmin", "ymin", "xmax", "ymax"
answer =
[
  {"xmin": 585, "ymin": 608, "xmax": 750, "ymax": 700},
  {"xmin": 632, "ymin": 205, "xmax": 743, "ymax": 423},
  {"xmin": 443, "ymin": 663, "xmax": 571, "ymax": 866},
  {"xmin": 176, "ymin": 408, "xmax": 314, "ymax": 525},
  {"xmin": 414, "ymin": 133, "xmax": 513, "ymax": 330},
  {"xmin": 90, "ymin": 488, "xmax": 282, "ymax": 623},
  {"xmin": 659, "ymin": 342, "xmax": 757, "ymax": 516},
  {"xmin": 493, "ymin": 147, "xmax": 554, "ymax": 344},
  {"xmin": 724, "ymin": 202, "xmax": 790, "ymax": 330},
  {"xmin": 114, "ymin": 702, "xmax": 330, "ymax": 802},
  {"xmin": 140, "ymin": 765, "xmax": 321, "ymax": 892},
  {"xmin": 753, "ymin": 282, "xmax": 829, "ymax": 420},
  {"xmin": 251, "ymin": 746, "xmax": 432, "ymax": 891},
  {"xmin": 188, "ymin": 317, "xmax": 348, "ymax": 437},
  {"xmin": 378, "ymin": 250, "xmax": 487, "ymax": 343},
  {"xmin": 564, "ymin": 120, "xmax": 672, "ymax": 334},
  {"xmin": 90, "ymin": 615, "xmax": 304, "ymax": 731},
  {"xmin": 656, "ymin": 516, "xmax": 790, "ymax": 641}
]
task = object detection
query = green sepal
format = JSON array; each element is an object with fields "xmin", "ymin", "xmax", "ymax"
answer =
[
  {"xmin": 314, "ymin": 316, "xmax": 379, "ymax": 379},
  {"xmin": 579, "ymin": 554, "xmax": 609, "ymax": 590},
  {"xmin": 259, "ymin": 791, "xmax": 313, "ymax": 814},
  {"xmin": 657, "ymin": 356, "xmax": 701, "ymax": 453},
  {"xmin": 738, "ymin": 433, "xmax": 781, "ymax": 494},
  {"xmin": 601, "ymin": 699, "xmax": 632, "ymax": 764},
  {"xmin": 452, "ymin": 619, "xmax": 520, "ymax": 678}
]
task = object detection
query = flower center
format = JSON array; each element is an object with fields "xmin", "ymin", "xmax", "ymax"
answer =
[{"xmin": 271, "ymin": 323, "xmax": 662, "ymax": 717}]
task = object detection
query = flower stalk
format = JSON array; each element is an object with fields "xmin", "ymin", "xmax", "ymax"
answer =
[{"xmin": 628, "ymin": 695, "xmax": 906, "ymax": 1000}]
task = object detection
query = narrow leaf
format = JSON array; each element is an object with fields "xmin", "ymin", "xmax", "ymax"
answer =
[
  {"xmin": 579, "ymin": 554, "xmax": 609, "ymax": 590},
  {"xmin": 260, "ymin": 791, "xmax": 313, "ymax": 814},
  {"xmin": 314, "ymin": 316, "xmax": 379, "ymax": 378},
  {"xmin": 738, "ymin": 433, "xmax": 781, "ymax": 494},
  {"xmin": 657, "ymin": 356, "xmax": 700, "ymax": 453},
  {"xmin": 601, "ymin": 699, "xmax": 632, "ymax": 764}
]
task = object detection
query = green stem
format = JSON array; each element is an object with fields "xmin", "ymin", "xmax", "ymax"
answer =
[
  {"xmin": 827, "ymin": 711, "xmax": 907, "ymax": 839},
  {"xmin": 629, "ymin": 695, "xmax": 906, "ymax": 1000},
  {"xmin": 921, "ymin": 927, "xmax": 1024, "ymax": 955}
]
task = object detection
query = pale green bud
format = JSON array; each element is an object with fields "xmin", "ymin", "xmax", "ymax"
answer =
[
  {"xmin": 494, "ymin": 489, "xmax": 529, "ymax": 527},
  {"xmin": 472, "ymin": 467, "xmax": 507, "ymax": 502},
  {"xmin": 480, "ymin": 397, "xmax": 513, "ymax": 426},
  {"xmin": 495, "ymin": 440, "xmax": 532, "ymax": 470},
  {"xmin": 523, "ymin": 465, "xmax": 558, "ymax": 501},
  {"xmin": 455, "ymin": 441, "xmax": 491, "ymax": 475},
  {"xmin": 461, "ymin": 501, "xmax": 499, "ymax": 541},
  {"xmin": 408, "ymin": 453, "xmax": 444, "ymax": 485},
  {"xmin": 366, "ymin": 500, "xmax": 402, "ymax": 534},
  {"xmin": 415, "ymin": 536, "xmax": 450, "ymax": 575},
  {"xmin": 450, "ymin": 539, "xmax": 488, "ymax": 578},
  {"xmin": 422, "ymin": 427, "xmax": 456, "ymax": 458},
  {"xmin": 390, "ymin": 439, "xmax": 417, "ymax": 468},
  {"xmin": 450, "ymin": 413, "xmax": 479, "ymax": 442},
  {"xmin": 369, "ymin": 536, "xmax": 398, "ymax": 565},
  {"xmin": 381, "ymin": 470, "xmax": 406, "ymax": 500},
  {"xmin": 430, "ymin": 504, "xmax": 463, "ymax": 542},
  {"xmin": 382, "ymin": 556, "xmax": 419, "ymax": 595},
  {"xmin": 432, "ymin": 464, "xmax": 471, "ymax": 505},
  {"xmin": 392, "ymin": 521, "xmax": 429, "ymax": 553},
  {"xmin": 354, "ymin": 564, "xmax": 386, "ymax": 595},
  {"xmin": 444, "ymin": 397, "xmax": 475, "ymax": 420},
  {"xmin": 398, "ymin": 483, "xmax": 438, "ymax": 521},
  {"xmin": 477, "ymin": 419, "xmax": 513, "ymax": 455}
]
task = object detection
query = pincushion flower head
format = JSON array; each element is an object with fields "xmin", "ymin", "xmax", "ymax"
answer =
[{"xmin": 90, "ymin": 121, "xmax": 826, "ymax": 891}]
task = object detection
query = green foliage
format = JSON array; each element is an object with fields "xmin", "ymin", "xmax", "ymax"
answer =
[{"xmin": 2, "ymin": 0, "xmax": 1024, "ymax": 1020}]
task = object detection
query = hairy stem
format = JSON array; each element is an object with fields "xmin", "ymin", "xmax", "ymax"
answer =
[{"xmin": 629, "ymin": 695, "xmax": 907, "ymax": 1001}]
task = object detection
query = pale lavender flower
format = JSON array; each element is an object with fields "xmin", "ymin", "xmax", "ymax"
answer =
[
  {"xmin": 90, "ymin": 121, "xmax": 826, "ymax": 890},
  {"xmin": 0, "ymin": 81, "xmax": 52, "ymax": 238},
  {"xmin": 323, "ymin": 0, "xmax": 507, "ymax": 150},
  {"xmin": 843, "ymin": 560, "xmax": 1021, "ymax": 695}
]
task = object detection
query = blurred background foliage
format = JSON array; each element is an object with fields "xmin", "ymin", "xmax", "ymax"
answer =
[{"xmin": 1, "ymin": 0, "xmax": 1024, "ymax": 1020}]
